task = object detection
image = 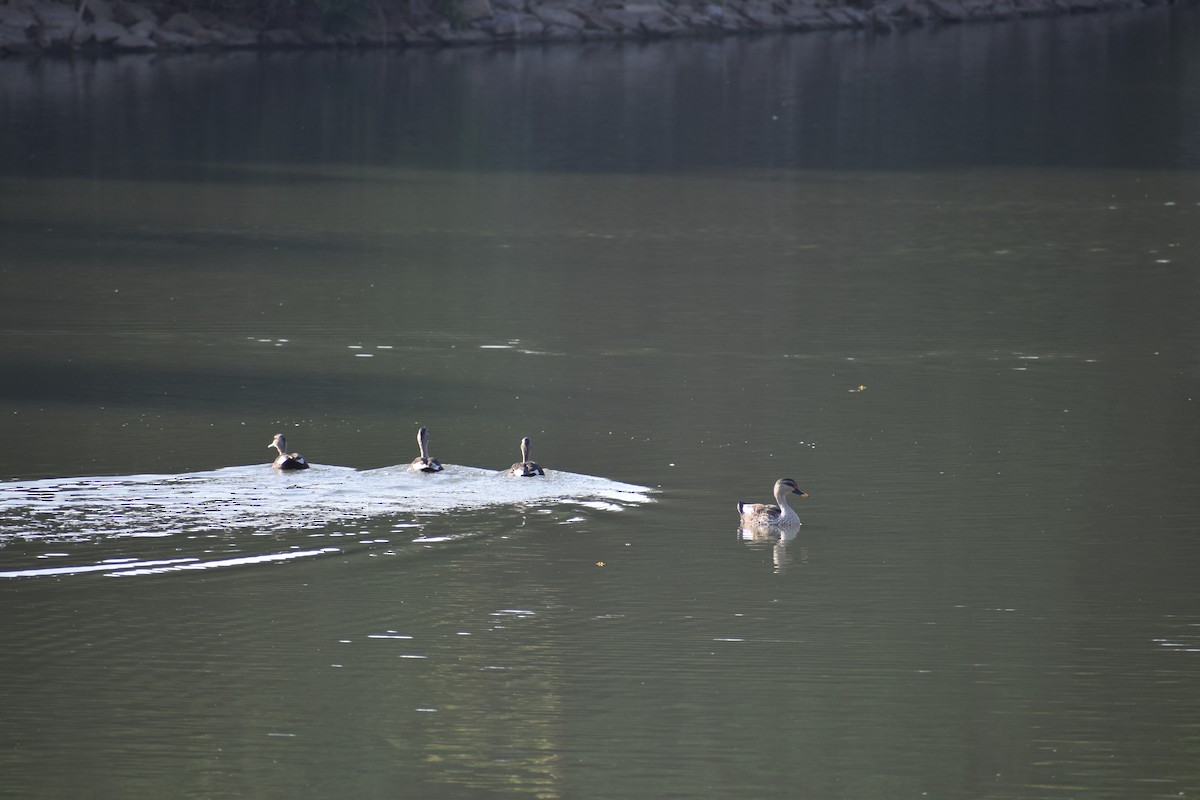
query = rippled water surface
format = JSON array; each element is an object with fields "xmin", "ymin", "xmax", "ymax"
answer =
[{"xmin": 3, "ymin": 8, "xmax": 1200, "ymax": 799}]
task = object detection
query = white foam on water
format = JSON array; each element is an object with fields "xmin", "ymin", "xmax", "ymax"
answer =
[{"xmin": 0, "ymin": 463, "xmax": 655, "ymax": 579}]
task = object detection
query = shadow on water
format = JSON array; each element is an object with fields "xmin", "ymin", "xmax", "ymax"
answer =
[{"xmin": 2, "ymin": 6, "xmax": 1199, "ymax": 179}]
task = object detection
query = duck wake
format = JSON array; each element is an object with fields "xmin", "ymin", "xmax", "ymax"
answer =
[{"xmin": 0, "ymin": 464, "xmax": 654, "ymax": 579}]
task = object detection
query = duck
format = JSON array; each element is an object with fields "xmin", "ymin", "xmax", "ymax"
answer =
[
  {"xmin": 409, "ymin": 426, "xmax": 444, "ymax": 473},
  {"xmin": 737, "ymin": 478, "xmax": 808, "ymax": 528},
  {"xmin": 507, "ymin": 436, "xmax": 545, "ymax": 477},
  {"xmin": 268, "ymin": 433, "xmax": 309, "ymax": 470}
]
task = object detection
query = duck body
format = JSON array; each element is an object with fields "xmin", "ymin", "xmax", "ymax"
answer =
[
  {"xmin": 507, "ymin": 436, "xmax": 545, "ymax": 477},
  {"xmin": 737, "ymin": 478, "xmax": 807, "ymax": 528},
  {"xmin": 268, "ymin": 434, "xmax": 309, "ymax": 471},
  {"xmin": 409, "ymin": 426, "xmax": 444, "ymax": 473}
]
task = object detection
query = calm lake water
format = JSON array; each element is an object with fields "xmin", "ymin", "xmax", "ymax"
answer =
[{"xmin": 3, "ymin": 7, "xmax": 1200, "ymax": 798}]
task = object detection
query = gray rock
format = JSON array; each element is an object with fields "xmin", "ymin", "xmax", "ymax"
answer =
[
  {"xmin": 432, "ymin": 25, "xmax": 492, "ymax": 42},
  {"xmin": 396, "ymin": 22, "xmax": 438, "ymax": 43},
  {"xmin": 639, "ymin": 11, "xmax": 684, "ymax": 33},
  {"xmin": 112, "ymin": 29, "xmax": 155, "ymax": 48},
  {"xmin": 577, "ymin": 27, "xmax": 613, "ymax": 38},
  {"xmin": 89, "ymin": 17, "xmax": 127, "ymax": 41},
  {"xmin": 897, "ymin": 0, "xmax": 933, "ymax": 20},
  {"xmin": 593, "ymin": 2, "xmax": 687, "ymax": 34},
  {"xmin": 1009, "ymin": 0, "xmax": 1055, "ymax": 14},
  {"xmin": 162, "ymin": 11, "xmax": 206, "ymax": 34},
  {"xmin": 32, "ymin": 1, "xmax": 79, "ymax": 28},
  {"xmin": 112, "ymin": 0, "xmax": 155, "ymax": 26},
  {"xmin": 869, "ymin": 7, "xmax": 896, "ymax": 29},
  {"xmin": 457, "ymin": 0, "xmax": 495, "ymax": 21},
  {"xmin": 260, "ymin": 28, "xmax": 304, "ymax": 45},
  {"xmin": 985, "ymin": 0, "xmax": 1019, "ymax": 18},
  {"xmin": 783, "ymin": 5, "xmax": 835, "ymax": 27},
  {"xmin": 294, "ymin": 22, "xmax": 326, "ymax": 43},
  {"xmin": 0, "ymin": 21, "xmax": 36, "ymax": 51},
  {"xmin": 213, "ymin": 20, "xmax": 258, "ymax": 45},
  {"xmin": 151, "ymin": 27, "xmax": 196, "ymax": 47},
  {"xmin": 923, "ymin": 0, "xmax": 971, "ymax": 19},
  {"xmin": 0, "ymin": 3, "xmax": 37, "ymax": 29},
  {"xmin": 191, "ymin": 26, "xmax": 227, "ymax": 44},
  {"xmin": 542, "ymin": 21, "xmax": 583, "ymax": 37},
  {"xmin": 128, "ymin": 17, "xmax": 156, "ymax": 35},
  {"xmin": 572, "ymin": 7, "xmax": 623, "ymax": 29},
  {"xmin": 620, "ymin": 3, "xmax": 663, "ymax": 13},
  {"xmin": 531, "ymin": 4, "xmax": 587, "ymax": 27},
  {"xmin": 35, "ymin": 25, "xmax": 80, "ymax": 48},
  {"xmin": 81, "ymin": 0, "xmax": 115, "ymax": 22},
  {"xmin": 190, "ymin": 9, "xmax": 224, "ymax": 27},
  {"xmin": 738, "ymin": 1, "xmax": 780, "ymax": 26},
  {"xmin": 492, "ymin": 11, "xmax": 545, "ymax": 36}
]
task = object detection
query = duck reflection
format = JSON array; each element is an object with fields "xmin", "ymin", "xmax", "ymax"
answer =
[{"xmin": 738, "ymin": 525, "xmax": 808, "ymax": 572}]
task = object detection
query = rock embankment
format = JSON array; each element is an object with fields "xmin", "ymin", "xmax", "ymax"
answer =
[{"xmin": 0, "ymin": 0, "xmax": 1180, "ymax": 56}]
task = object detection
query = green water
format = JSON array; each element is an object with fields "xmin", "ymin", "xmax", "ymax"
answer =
[{"xmin": 2, "ymin": 8, "xmax": 1200, "ymax": 799}]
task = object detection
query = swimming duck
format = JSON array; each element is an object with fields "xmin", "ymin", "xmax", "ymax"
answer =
[
  {"xmin": 268, "ymin": 433, "xmax": 309, "ymax": 470},
  {"xmin": 409, "ymin": 426, "xmax": 444, "ymax": 473},
  {"xmin": 737, "ymin": 478, "xmax": 808, "ymax": 528},
  {"xmin": 507, "ymin": 436, "xmax": 545, "ymax": 477}
]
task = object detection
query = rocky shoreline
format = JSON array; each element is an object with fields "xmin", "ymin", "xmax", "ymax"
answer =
[{"xmin": 0, "ymin": 0, "xmax": 1187, "ymax": 57}]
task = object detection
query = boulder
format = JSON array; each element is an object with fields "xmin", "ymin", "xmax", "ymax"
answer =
[
  {"xmin": 434, "ymin": 25, "xmax": 492, "ymax": 41},
  {"xmin": 868, "ymin": 7, "xmax": 896, "ymax": 28},
  {"xmin": 151, "ymin": 27, "xmax": 196, "ymax": 47},
  {"xmin": 396, "ymin": 21, "xmax": 438, "ymax": 43},
  {"xmin": 782, "ymin": 5, "xmax": 835, "ymax": 27},
  {"xmin": 213, "ymin": 20, "xmax": 258, "ymax": 45},
  {"xmin": 0, "ymin": 3, "xmax": 36, "ymax": 28},
  {"xmin": 35, "ymin": 24, "xmax": 78, "ymax": 48},
  {"xmin": 639, "ymin": 10, "xmax": 684, "ymax": 33},
  {"xmin": 112, "ymin": 29, "xmax": 155, "ymax": 48},
  {"xmin": 191, "ymin": 26, "xmax": 227, "ymax": 44},
  {"xmin": 898, "ymin": 0, "xmax": 933, "ymax": 20},
  {"xmin": 31, "ymin": 1, "xmax": 79, "ymax": 28},
  {"xmin": 822, "ymin": 7, "xmax": 856, "ymax": 23},
  {"xmin": 112, "ymin": 0, "xmax": 155, "ymax": 25},
  {"xmin": 985, "ymin": 0, "xmax": 1020, "ymax": 18},
  {"xmin": 923, "ymin": 0, "xmax": 970, "ymax": 19},
  {"xmin": 81, "ymin": 0, "xmax": 115, "ymax": 21},
  {"xmin": 457, "ymin": 0, "xmax": 495, "ymax": 21},
  {"xmin": 189, "ymin": 8, "xmax": 224, "ymax": 27},
  {"xmin": 492, "ymin": 11, "xmax": 544, "ymax": 35},
  {"xmin": 162, "ymin": 11, "xmax": 206, "ymax": 34},
  {"xmin": 88, "ymin": 17, "xmax": 127, "ymax": 40},
  {"xmin": 531, "ymin": 3, "xmax": 587, "ymax": 27},
  {"xmin": 602, "ymin": 6, "xmax": 681, "ymax": 32},
  {"xmin": 295, "ymin": 22, "xmax": 326, "ymax": 43},
  {"xmin": 0, "ymin": 21, "xmax": 36, "ymax": 51},
  {"xmin": 260, "ymin": 28, "xmax": 305, "ymax": 45},
  {"xmin": 542, "ymin": 21, "xmax": 584, "ymax": 37},
  {"xmin": 572, "ymin": 7, "xmax": 623, "ymax": 29},
  {"xmin": 128, "ymin": 17, "xmax": 155, "ymax": 36},
  {"xmin": 738, "ymin": 0, "xmax": 780, "ymax": 25}
]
